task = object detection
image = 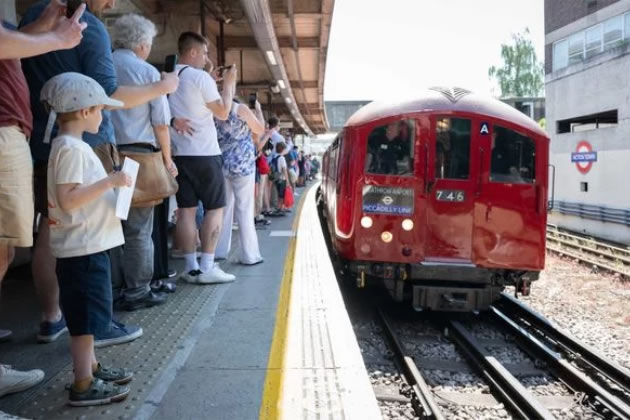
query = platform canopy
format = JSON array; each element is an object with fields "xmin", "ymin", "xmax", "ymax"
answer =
[{"xmin": 16, "ymin": 0, "xmax": 335, "ymax": 135}]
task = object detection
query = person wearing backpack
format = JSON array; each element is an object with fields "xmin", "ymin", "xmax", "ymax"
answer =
[{"xmin": 272, "ymin": 142, "xmax": 290, "ymax": 213}]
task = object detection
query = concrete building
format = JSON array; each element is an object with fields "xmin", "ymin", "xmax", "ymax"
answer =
[{"xmin": 545, "ymin": 0, "xmax": 630, "ymax": 243}]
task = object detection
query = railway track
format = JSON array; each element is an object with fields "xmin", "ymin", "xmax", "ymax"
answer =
[
  {"xmin": 373, "ymin": 296, "xmax": 630, "ymax": 420},
  {"xmin": 546, "ymin": 225, "xmax": 630, "ymax": 278}
]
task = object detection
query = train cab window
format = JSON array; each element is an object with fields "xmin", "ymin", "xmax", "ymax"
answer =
[
  {"xmin": 365, "ymin": 119, "xmax": 414, "ymax": 176},
  {"xmin": 435, "ymin": 117, "xmax": 471, "ymax": 179},
  {"xmin": 490, "ymin": 126, "xmax": 536, "ymax": 184}
]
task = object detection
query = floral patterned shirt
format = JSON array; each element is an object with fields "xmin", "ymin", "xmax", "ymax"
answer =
[{"xmin": 215, "ymin": 103, "xmax": 256, "ymax": 178}]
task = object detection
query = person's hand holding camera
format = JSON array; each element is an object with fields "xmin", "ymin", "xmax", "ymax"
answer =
[{"xmin": 223, "ymin": 65, "xmax": 237, "ymax": 86}]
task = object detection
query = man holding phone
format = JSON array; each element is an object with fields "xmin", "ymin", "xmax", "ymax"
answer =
[
  {"xmin": 20, "ymin": 0, "xmax": 179, "ymax": 347},
  {"xmin": 168, "ymin": 32, "xmax": 237, "ymax": 284}
]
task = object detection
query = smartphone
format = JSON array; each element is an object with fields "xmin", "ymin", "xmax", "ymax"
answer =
[
  {"xmin": 218, "ymin": 64, "xmax": 234, "ymax": 77},
  {"xmin": 65, "ymin": 0, "xmax": 84, "ymax": 18},
  {"xmin": 164, "ymin": 54, "xmax": 178, "ymax": 73},
  {"xmin": 248, "ymin": 93, "xmax": 257, "ymax": 109}
]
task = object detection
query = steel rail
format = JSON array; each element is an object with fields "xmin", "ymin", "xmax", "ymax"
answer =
[
  {"xmin": 446, "ymin": 320, "xmax": 555, "ymax": 420},
  {"xmin": 376, "ymin": 308, "xmax": 445, "ymax": 420},
  {"xmin": 546, "ymin": 226, "xmax": 630, "ymax": 277},
  {"xmin": 547, "ymin": 234, "xmax": 630, "ymax": 265},
  {"xmin": 546, "ymin": 243, "xmax": 630, "ymax": 277},
  {"xmin": 490, "ymin": 306, "xmax": 630, "ymax": 420},
  {"xmin": 498, "ymin": 293, "xmax": 630, "ymax": 397}
]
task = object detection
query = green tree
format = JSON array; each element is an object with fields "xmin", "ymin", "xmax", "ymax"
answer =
[{"xmin": 489, "ymin": 28, "xmax": 544, "ymax": 98}]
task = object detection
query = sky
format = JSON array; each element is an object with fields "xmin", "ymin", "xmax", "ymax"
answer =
[{"xmin": 323, "ymin": 0, "xmax": 545, "ymax": 101}]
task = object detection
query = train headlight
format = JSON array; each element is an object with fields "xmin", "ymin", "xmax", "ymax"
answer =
[
  {"xmin": 361, "ymin": 216, "xmax": 373, "ymax": 228},
  {"xmin": 402, "ymin": 219, "xmax": 414, "ymax": 231},
  {"xmin": 381, "ymin": 231, "xmax": 393, "ymax": 243}
]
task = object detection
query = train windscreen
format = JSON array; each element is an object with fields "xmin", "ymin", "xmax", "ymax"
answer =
[
  {"xmin": 365, "ymin": 119, "xmax": 414, "ymax": 176},
  {"xmin": 490, "ymin": 126, "xmax": 536, "ymax": 184}
]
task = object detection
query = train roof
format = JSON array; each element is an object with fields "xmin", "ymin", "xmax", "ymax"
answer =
[{"xmin": 344, "ymin": 87, "xmax": 547, "ymax": 138}]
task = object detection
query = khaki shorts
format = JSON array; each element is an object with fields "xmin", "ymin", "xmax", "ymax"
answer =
[{"xmin": 0, "ymin": 126, "xmax": 34, "ymax": 247}]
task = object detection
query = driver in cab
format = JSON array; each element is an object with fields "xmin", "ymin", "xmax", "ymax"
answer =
[{"xmin": 366, "ymin": 121, "xmax": 408, "ymax": 175}]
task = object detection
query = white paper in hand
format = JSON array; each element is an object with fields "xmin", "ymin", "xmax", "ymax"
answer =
[{"xmin": 115, "ymin": 157, "xmax": 139, "ymax": 220}]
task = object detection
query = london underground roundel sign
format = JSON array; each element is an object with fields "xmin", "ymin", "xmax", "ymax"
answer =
[{"xmin": 571, "ymin": 140, "xmax": 597, "ymax": 175}]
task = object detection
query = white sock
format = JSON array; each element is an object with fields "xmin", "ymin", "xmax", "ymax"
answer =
[
  {"xmin": 184, "ymin": 253, "xmax": 200, "ymax": 273},
  {"xmin": 200, "ymin": 253, "xmax": 215, "ymax": 272}
]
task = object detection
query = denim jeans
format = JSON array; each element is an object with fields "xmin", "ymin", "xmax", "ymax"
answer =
[{"xmin": 120, "ymin": 206, "xmax": 154, "ymax": 300}]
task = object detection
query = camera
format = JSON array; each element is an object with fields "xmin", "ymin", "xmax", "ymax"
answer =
[
  {"xmin": 248, "ymin": 93, "xmax": 257, "ymax": 109},
  {"xmin": 164, "ymin": 54, "xmax": 178, "ymax": 73},
  {"xmin": 218, "ymin": 64, "xmax": 235, "ymax": 77},
  {"xmin": 65, "ymin": 0, "xmax": 84, "ymax": 18}
]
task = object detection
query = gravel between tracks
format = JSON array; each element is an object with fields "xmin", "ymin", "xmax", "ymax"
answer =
[{"xmin": 514, "ymin": 252, "xmax": 630, "ymax": 370}]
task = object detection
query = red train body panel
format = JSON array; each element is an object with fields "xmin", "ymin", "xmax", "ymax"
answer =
[{"xmin": 320, "ymin": 88, "xmax": 549, "ymax": 311}]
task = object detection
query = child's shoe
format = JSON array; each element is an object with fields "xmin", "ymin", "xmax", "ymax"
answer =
[
  {"xmin": 68, "ymin": 378, "xmax": 129, "ymax": 407},
  {"xmin": 93, "ymin": 363, "xmax": 133, "ymax": 385}
]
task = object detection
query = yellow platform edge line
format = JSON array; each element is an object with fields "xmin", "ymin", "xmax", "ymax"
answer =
[{"xmin": 258, "ymin": 185, "xmax": 312, "ymax": 420}]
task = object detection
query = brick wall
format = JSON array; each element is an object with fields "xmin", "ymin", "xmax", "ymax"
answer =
[{"xmin": 545, "ymin": 0, "xmax": 620, "ymax": 34}]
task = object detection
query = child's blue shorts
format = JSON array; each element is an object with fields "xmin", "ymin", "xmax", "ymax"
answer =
[{"xmin": 56, "ymin": 251, "xmax": 113, "ymax": 337}]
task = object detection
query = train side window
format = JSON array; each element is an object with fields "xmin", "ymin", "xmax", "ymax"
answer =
[
  {"xmin": 435, "ymin": 117, "xmax": 470, "ymax": 180},
  {"xmin": 490, "ymin": 126, "xmax": 536, "ymax": 184},
  {"xmin": 365, "ymin": 119, "xmax": 414, "ymax": 176}
]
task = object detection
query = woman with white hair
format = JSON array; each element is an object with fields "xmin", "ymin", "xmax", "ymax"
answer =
[{"xmin": 110, "ymin": 14, "xmax": 177, "ymax": 311}]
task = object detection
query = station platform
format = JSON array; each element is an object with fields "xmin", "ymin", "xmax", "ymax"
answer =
[{"xmin": 0, "ymin": 184, "xmax": 379, "ymax": 420}]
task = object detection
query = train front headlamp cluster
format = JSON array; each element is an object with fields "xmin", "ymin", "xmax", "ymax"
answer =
[
  {"xmin": 402, "ymin": 219, "xmax": 414, "ymax": 231},
  {"xmin": 360, "ymin": 216, "xmax": 373, "ymax": 228},
  {"xmin": 381, "ymin": 231, "xmax": 393, "ymax": 243}
]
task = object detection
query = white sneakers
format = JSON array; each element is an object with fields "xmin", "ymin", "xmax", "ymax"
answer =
[
  {"xmin": 0, "ymin": 365, "xmax": 45, "ymax": 398},
  {"xmin": 182, "ymin": 264, "xmax": 235, "ymax": 285}
]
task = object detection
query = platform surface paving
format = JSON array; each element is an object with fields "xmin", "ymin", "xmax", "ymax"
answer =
[{"xmin": 0, "ymin": 185, "xmax": 380, "ymax": 420}]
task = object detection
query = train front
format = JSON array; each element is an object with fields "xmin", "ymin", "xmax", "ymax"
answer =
[{"xmin": 333, "ymin": 89, "xmax": 549, "ymax": 312}]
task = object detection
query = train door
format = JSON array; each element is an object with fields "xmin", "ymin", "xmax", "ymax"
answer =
[
  {"xmin": 423, "ymin": 116, "xmax": 479, "ymax": 262},
  {"xmin": 473, "ymin": 124, "xmax": 544, "ymax": 269}
]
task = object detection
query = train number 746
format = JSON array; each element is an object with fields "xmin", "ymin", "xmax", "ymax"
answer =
[{"xmin": 436, "ymin": 189, "xmax": 465, "ymax": 202}]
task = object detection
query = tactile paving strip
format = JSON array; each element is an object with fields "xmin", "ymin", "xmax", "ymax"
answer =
[{"xmin": 16, "ymin": 277, "xmax": 221, "ymax": 420}]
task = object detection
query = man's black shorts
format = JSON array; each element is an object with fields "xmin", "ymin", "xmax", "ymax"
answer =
[
  {"xmin": 174, "ymin": 155, "xmax": 226, "ymax": 210},
  {"xmin": 57, "ymin": 251, "xmax": 112, "ymax": 337}
]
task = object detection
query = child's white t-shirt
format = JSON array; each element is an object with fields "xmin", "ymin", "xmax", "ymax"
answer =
[
  {"xmin": 276, "ymin": 155, "xmax": 287, "ymax": 181},
  {"xmin": 47, "ymin": 135, "xmax": 124, "ymax": 258}
]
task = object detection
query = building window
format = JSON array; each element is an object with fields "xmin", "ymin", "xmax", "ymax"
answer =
[
  {"xmin": 435, "ymin": 118, "xmax": 471, "ymax": 180},
  {"xmin": 556, "ymin": 110, "xmax": 618, "ymax": 134},
  {"xmin": 585, "ymin": 25, "xmax": 602, "ymax": 58},
  {"xmin": 568, "ymin": 33, "xmax": 584, "ymax": 65},
  {"xmin": 365, "ymin": 119, "xmax": 414, "ymax": 176},
  {"xmin": 553, "ymin": 39, "xmax": 569, "ymax": 71},
  {"xmin": 604, "ymin": 15, "xmax": 623, "ymax": 49},
  {"xmin": 553, "ymin": 11, "xmax": 630, "ymax": 71},
  {"xmin": 490, "ymin": 126, "xmax": 536, "ymax": 184}
]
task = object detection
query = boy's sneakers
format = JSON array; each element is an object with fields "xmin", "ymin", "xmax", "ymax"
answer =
[
  {"xmin": 68, "ymin": 378, "xmax": 129, "ymax": 407},
  {"xmin": 37, "ymin": 316, "xmax": 68, "ymax": 343},
  {"xmin": 93, "ymin": 363, "xmax": 133, "ymax": 385},
  {"xmin": 183, "ymin": 265, "xmax": 235, "ymax": 284},
  {"xmin": 0, "ymin": 365, "xmax": 44, "ymax": 398},
  {"xmin": 94, "ymin": 321, "xmax": 143, "ymax": 348}
]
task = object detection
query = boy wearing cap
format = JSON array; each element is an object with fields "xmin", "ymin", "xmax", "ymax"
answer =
[{"xmin": 42, "ymin": 72, "xmax": 133, "ymax": 406}]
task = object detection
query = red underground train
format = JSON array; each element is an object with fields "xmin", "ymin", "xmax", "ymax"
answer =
[{"xmin": 319, "ymin": 87, "xmax": 550, "ymax": 312}]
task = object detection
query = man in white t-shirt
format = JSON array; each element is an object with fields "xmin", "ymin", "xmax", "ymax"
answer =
[{"xmin": 168, "ymin": 32, "xmax": 237, "ymax": 284}]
